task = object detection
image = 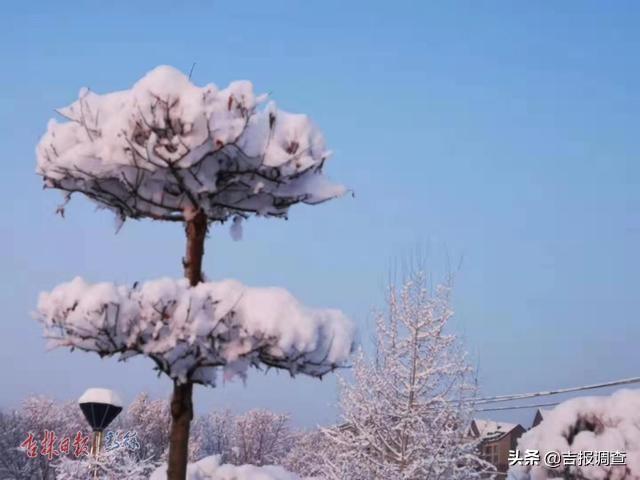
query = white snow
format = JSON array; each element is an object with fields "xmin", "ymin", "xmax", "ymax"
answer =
[
  {"xmin": 230, "ymin": 216, "xmax": 243, "ymax": 241},
  {"xmin": 150, "ymin": 455, "xmax": 302, "ymax": 480},
  {"xmin": 510, "ymin": 388, "xmax": 640, "ymax": 480},
  {"xmin": 36, "ymin": 65, "xmax": 346, "ymax": 224},
  {"xmin": 78, "ymin": 387, "xmax": 122, "ymax": 407},
  {"xmin": 36, "ymin": 277, "xmax": 355, "ymax": 385},
  {"xmin": 471, "ymin": 419, "xmax": 518, "ymax": 441}
]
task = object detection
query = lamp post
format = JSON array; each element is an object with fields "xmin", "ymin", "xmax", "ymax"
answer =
[{"xmin": 78, "ymin": 388, "xmax": 123, "ymax": 467}]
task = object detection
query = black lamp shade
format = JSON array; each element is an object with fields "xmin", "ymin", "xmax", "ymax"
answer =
[{"xmin": 79, "ymin": 402, "xmax": 123, "ymax": 432}]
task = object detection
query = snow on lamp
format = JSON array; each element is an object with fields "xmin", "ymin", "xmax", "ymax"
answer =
[{"xmin": 78, "ymin": 388, "xmax": 123, "ymax": 459}]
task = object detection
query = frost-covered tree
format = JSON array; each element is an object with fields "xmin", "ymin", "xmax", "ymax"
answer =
[
  {"xmin": 189, "ymin": 410, "xmax": 234, "ymax": 463},
  {"xmin": 318, "ymin": 271, "xmax": 492, "ymax": 480},
  {"xmin": 35, "ymin": 65, "xmax": 355, "ymax": 480},
  {"xmin": 230, "ymin": 409, "xmax": 293, "ymax": 466},
  {"xmin": 190, "ymin": 409, "xmax": 293, "ymax": 467},
  {"xmin": 0, "ymin": 396, "xmax": 88, "ymax": 480},
  {"xmin": 283, "ymin": 429, "xmax": 330, "ymax": 478},
  {"xmin": 123, "ymin": 393, "xmax": 171, "ymax": 462}
]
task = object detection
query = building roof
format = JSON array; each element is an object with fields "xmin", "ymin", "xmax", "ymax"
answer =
[{"xmin": 471, "ymin": 419, "xmax": 521, "ymax": 442}]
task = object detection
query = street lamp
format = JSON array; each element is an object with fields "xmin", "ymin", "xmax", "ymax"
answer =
[{"xmin": 78, "ymin": 388, "xmax": 123, "ymax": 458}]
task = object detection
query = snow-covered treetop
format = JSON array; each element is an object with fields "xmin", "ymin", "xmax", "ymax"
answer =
[
  {"xmin": 37, "ymin": 65, "xmax": 346, "ymax": 225},
  {"xmin": 36, "ymin": 277, "xmax": 355, "ymax": 385},
  {"xmin": 78, "ymin": 387, "xmax": 122, "ymax": 407}
]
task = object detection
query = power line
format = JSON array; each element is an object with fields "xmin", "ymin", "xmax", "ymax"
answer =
[
  {"xmin": 468, "ymin": 375, "xmax": 640, "ymax": 406},
  {"xmin": 476, "ymin": 401, "xmax": 560, "ymax": 413}
]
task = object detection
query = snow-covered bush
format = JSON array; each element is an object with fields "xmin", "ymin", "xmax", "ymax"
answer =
[
  {"xmin": 54, "ymin": 449, "xmax": 158, "ymax": 480},
  {"xmin": 318, "ymin": 272, "xmax": 493, "ymax": 480},
  {"xmin": 36, "ymin": 65, "xmax": 346, "ymax": 230},
  {"xmin": 36, "ymin": 277, "xmax": 355, "ymax": 385},
  {"xmin": 150, "ymin": 455, "xmax": 302, "ymax": 480},
  {"xmin": 509, "ymin": 389, "xmax": 640, "ymax": 480}
]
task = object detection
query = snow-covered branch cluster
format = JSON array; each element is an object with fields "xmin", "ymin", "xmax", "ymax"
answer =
[
  {"xmin": 36, "ymin": 65, "xmax": 346, "ymax": 227},
  {"xmin": 36, "ymin": 277, "xmax": 355, "ymax": 385},
  {"xmin": 510, "ymin": 389, "xmax": 640, "ymax": 480}
]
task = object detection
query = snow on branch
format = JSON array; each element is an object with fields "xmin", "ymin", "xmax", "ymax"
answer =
[
  {"xmin": 510, "ymin": 389, "xmax": 640, "ymax": 480},
  {"xmin": 35, "ymin": 277, "xmax": 355, "ymax": 385},
  {"xmin": 37, "ymin": 65, "xmax": 346, "ymax": 225}
]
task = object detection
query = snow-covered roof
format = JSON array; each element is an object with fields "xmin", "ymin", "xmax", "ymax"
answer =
[
  {"xmin": 537, "ymin": 408, "xmax": 550, "ymax": 418},
  {"xmin": 78, "ymin": 388, "xmax": 123, "ymax": 407},
  {"xmin": 472, "ymin": 419, "xmax": 519, "ymax": 441}
]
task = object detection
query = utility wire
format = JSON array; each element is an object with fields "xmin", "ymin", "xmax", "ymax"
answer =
[
  {"xmin": 476, "ymin": 401, "xmax": 560, "ymax": 413},
  {"xmin": 466, "ymin": 375, "xmax": 640, "ymax": 406}
]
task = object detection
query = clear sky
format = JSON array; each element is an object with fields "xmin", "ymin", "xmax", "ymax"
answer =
[{"xmin": 1, "ymin": 1, "xmax": 639, "ymax": 428}]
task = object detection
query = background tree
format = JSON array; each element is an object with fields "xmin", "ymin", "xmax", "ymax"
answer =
[
  {"xmin": 318, "ymin": 271, "xmax": 493, "ymax": 479},
  {"xmin": 123, "ymin": 393, "xmax": 171, "ymax": 462},
  {"xmin": 190, "ymin": 409, "xmax": 293, "ymax": 466},
  {"xmin": 35, "ymin": 65, "xmax": 354, "ymax": 480}
]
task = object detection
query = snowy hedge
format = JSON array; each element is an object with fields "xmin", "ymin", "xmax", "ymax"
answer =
[
  {"xmin": 36, "ymin": 65, "xmax": 345, "ymax": 228},
  {"xmin": 150, "ymin": 455, "xmax": 303, "ymax": 480},
  {"xmin": 510, "ymin": 389, "xmax": 640, "ymax": 480},
  {"xmin": 36, "ymin": 277, "xmax": 355, "ymax": 385}
]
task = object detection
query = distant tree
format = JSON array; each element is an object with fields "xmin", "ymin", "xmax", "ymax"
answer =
[
  {"xmin": 34, "ymin": 65, "xmax": 354, "ymax": 480},
  {"xmin": 0, "ymin": 396, "xmax": 88, "ymax": 480},
  {"xmin": 190, "ymin": 408, "xmax": 293, "ymax": 467},
  {"xmin": 230, "ymin": 409, "xmax": 293, "ymax": 466},
  {"xmin": 189, "ymin": 410, "xmax": 234, "ymax": 463},
  {"xmin": 123, "ymin": 393, "xmax": 171, "ymax": 462},
  {"xmin": 318, "ymin": 271, "xmax": 493, "ymax": 480},
  {"xmin": 283, "ymin": 429, "xmax": 329, "ymax": 478}
]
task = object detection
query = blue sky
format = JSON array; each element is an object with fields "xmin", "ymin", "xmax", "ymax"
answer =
[{"xmin": 1, "ymin": 1, "xmax": 639, "ymax": 428}]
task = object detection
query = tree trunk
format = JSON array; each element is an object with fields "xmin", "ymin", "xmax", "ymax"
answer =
[{"xmin": 167, "ymin": 209, "xmax": 207, "ymax": 480}]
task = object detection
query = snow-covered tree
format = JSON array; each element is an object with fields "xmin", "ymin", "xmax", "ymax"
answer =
[
  {"xmin": 0, "ymin": 409, "xmax": 51, "ymax": 480},
  {"xmin": 283, "ymin": 429, "xmax": 330, "ymax": 478},
  {"xmin": 189, "ymin": 410, "xmax": 234, "ymax": 463},
  {"xmin": 0, "ymin": 396, "xmax": 88, "ymax": 480},
  {"xmin": 35, "ymin": 65, "xmax": 355, "ymax": 480},
  {"xmin": 318, "ymin": 271, "xmax": 493, "ymax": 480},
  {"xmin": 230, "ymin": 409, "xmax": 293, "ymax": 466},
  {"xmin": 123, "ymin": 393, "xmax": 171, "ymax": 462},
  {"xmin": 509, "ymin": 389, "xmax": 640, "ymax": 480},
  {"xmin": 190, "ymin": 409, "xmax": 293, "ymax": 467}
]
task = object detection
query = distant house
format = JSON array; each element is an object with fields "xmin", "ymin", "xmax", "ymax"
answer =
[
  {"xmin": 469, "ymin": 419, "xmax": 526, "ymax": 477},
  {"xmin": 531, "ymin": 408, "xmax": 550, "ymax": 428}
]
